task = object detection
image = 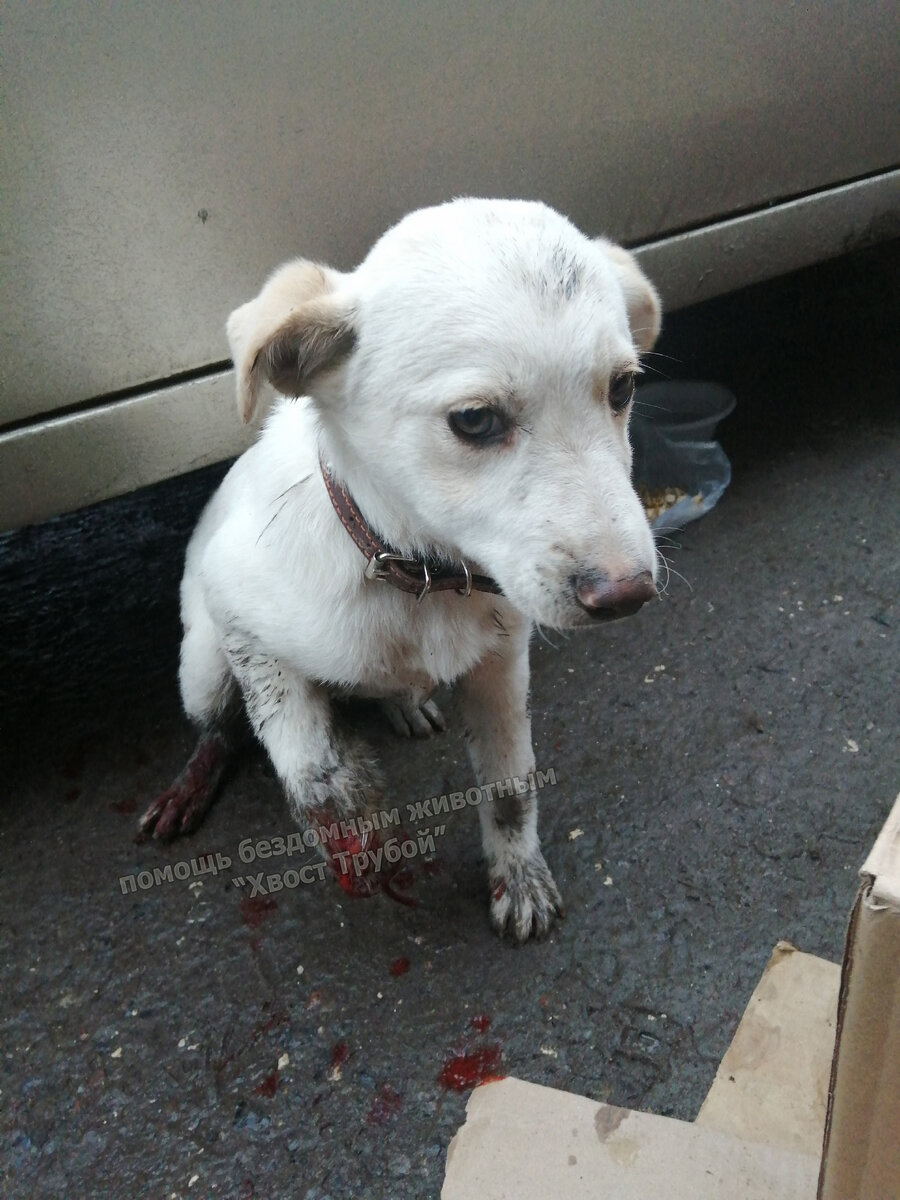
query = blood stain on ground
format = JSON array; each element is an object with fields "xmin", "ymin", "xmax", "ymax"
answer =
[
  {"xmin": 389, "ymin": 956, "xmax": 410, "ymax": 977},
  {"xmin": 240, "ymin": 895, "xmax": 278, "ymax": 928},
  {"xmin": 470, "ymin": 1013, "xmax": 491, "ymax": 1032},
  {"xmin": 253, "ymin": 1071, "xmax": 279, "ymax": 1097},
  {"xmin": 438, "ymin": 1046, "xmax": 504, "ymax": 1091},
  {"xmin": 252, "ymin": 1009, "xmax": 289, "ymax": 1040},
  {"xmin": 328, "ymin": 1041, "xmax": 350, "ymax": 1080},
  {"xmin": 366, "ymin": 1083, "xmax": 402, "ymax": 1124}
]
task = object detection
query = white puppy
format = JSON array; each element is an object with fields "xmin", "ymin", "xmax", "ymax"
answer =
[{"xmin": 141, "ymin": 199, "xmax": 661, "ymax": 942}]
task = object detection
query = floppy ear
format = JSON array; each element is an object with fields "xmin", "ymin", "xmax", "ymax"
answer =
[
  {"xmin": 226, "ymin": 260, "xmax": 356, "ymax": 423},
  {"xmin": 597, "ymin": 240, "xmax": 662, "ymax": 353}
]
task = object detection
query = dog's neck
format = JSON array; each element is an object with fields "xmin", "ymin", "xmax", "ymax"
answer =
[
  {"xmin": 318, "ymin": 432, "xmax": 501, "ymax": 599},
  {"xmin": 317, "ymin": 432, "xmax": 428, "ymax": 557}
]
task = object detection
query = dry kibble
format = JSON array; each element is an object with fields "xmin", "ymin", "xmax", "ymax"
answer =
[{"xmin": 637, "ymin": 485, "xmax": 701, "ymax": 520}]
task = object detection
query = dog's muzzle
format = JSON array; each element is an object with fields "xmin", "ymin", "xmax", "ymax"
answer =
[{"xmin": 572, "ymin": 570, "xmax": 656, "ymax": 620}]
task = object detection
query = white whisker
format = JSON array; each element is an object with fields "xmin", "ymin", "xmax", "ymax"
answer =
[
  {"xmin": 635, "ymin": 362, "xmax": 671, "ymax": 380},
  {"xmin": 534, "ymin": 624, "xmax": 561, "ymax": 649},
  {"xmin": 656, "ymin": 549, "xmax": 693, "ymax": 594},
  {"xmin": 632, "ymin": 398, "xmax": 671, "ymax": 415}
]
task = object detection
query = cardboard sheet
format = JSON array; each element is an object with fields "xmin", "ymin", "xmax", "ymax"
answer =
[
  {"xmin": 819, "ymin": 792, "xmax": 900, "ymax": 1200},
  {"xmin": 697, "ymin": 940, "xmax": 839, "ymax": 1156},
  {"xmin": 442, "ymin": 1078, "xmax": 818, "ymax": 1199}
]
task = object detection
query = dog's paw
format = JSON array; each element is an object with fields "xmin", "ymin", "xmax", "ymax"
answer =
[
  {"xmin": 138, "ymin": 733, "xmax": 229, "ymax": 841},
  {"xmin": 379, "ymin": 696, "xmax": 447, "ymax": 739},
  {"xmin": 306, "ymin": 804, "xmax": 382, "ymax": 897},
  {"xmin": 305, "ymin": 806, "xmax": 420, "ymax": 903},
  {"xmin": 489, "ymin": 852, "xmax": 565, "ymax": 943}
]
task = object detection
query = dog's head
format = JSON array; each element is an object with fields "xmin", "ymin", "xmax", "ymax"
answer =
[{"xmin": 227, "ymin": 199, "xmax": 661, "ymax": 629}]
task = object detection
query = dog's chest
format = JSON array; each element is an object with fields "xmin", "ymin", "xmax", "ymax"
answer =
[{"xmin": 351, "ymin": 593, "xmax": 509, "ymax": 699}]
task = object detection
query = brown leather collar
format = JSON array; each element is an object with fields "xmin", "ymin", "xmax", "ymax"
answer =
[{"xmin": 321, "ymin": 461, "xmax": 502, "ymax": 599}]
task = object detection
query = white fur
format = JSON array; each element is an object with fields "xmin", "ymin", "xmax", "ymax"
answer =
[{"xmin": 177, "ymin": 198, "xmax": 661, "ymax": 941}]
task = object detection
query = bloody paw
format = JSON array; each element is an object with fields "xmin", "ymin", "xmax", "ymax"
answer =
[{"xmin": 138, "ymin": 733, "xmax": 229, "ymax": 841}]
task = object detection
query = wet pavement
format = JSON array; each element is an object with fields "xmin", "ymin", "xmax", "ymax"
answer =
[{"xmin": 1, "ymin": 242, "xmax": 898, "ymax": 1199}]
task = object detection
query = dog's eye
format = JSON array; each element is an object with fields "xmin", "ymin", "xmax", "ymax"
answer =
[
  {"xmin": 448, "ymin": 407, "xmax": 508, "ymax": 444},
  {"xmin": 608, "ymin": 372, "xmax": 636, "ymax": 414}
]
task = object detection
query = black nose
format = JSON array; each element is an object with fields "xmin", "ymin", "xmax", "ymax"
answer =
[{"xmin": 573, "ymin": 570, "xmax": 656, "ymax": 620}]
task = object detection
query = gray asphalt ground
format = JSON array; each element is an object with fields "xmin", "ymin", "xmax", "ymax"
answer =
[{"xmin": 1, "ymin": 242, "xmax": 898, "ymax": 1200}]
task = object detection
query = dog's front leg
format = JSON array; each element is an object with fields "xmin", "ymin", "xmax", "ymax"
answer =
[
  {"xmin": 225, "ymin": 640, "xmax": 382, "ymax": 891},
  {"xmin": 457, "ymin": 616, "xmax": 564, "ymax": 942}
]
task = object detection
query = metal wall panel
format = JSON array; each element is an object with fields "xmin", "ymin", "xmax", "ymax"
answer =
[
  {"xmin": 3, "ymin": 0, "xmax": 899, "ymax": 427},
  {"xmin": 2, "ymin": 171, "xmax": 897, "ymax": 532}
]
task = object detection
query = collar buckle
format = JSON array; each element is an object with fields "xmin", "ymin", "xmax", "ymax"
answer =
[{"xmin": 365, "ymin": 551, "xmax": 433, "ymax": 601}]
